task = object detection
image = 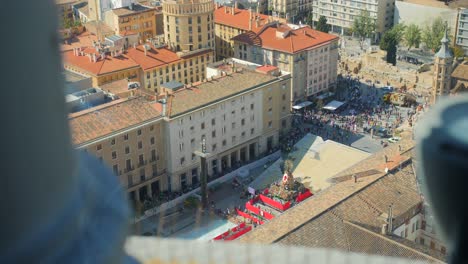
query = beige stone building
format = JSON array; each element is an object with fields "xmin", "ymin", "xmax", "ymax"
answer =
[
  {"xmin": 125, "ymin": 43, "xmax": 213, "ymax": 93},
  {"xmin": 267, "ymin": 0, "xmax": 312, "ymax": 22},
  {"xmin": 154, "ymin": 59, "xmax": 291, "ymax": 191},
  {"xmin": 432, "ymin": 30, "xmax": 453, "ymax": 104},
  {"xmin": 104, "ymin": 3, "xmax": 162, "ymax": 42},
  {"xmin": 69, "ymin": 97, "xmax": 167, "ymax": 202},
  {"xmin": 214, "ymin": 5, "xmax": 282, "ymax": 60},
  {"xmin": 232, "ymin": 23, "xmax": 339, "ymax": 104},
  {"xmin": 312, "ymin": 0, "xmax": 395, "ymax": 38},
  {"xmin": 62, "ymin": 32, "xmax": 213, "ymax": 91},
  {"xmin": 162, "ymin": 0, "xmax": 215, "ymax": 52}
]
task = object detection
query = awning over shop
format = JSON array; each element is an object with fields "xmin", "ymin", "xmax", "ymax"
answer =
[
  {"xmin": 292, "ymin": 101, "xmax": 312, "ymax": 110},
  {"xmin": 322, "ymin": 100, "xmax": 345, "ymax": 111}
]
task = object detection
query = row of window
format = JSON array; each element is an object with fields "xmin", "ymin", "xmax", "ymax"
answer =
[
  {"xmin": 179, "ymin": 130, "xmax": 258, "ymax": 166},
  {"xmin": 111, "ymin": 149, "xmax": 158, "ymax": 174}
]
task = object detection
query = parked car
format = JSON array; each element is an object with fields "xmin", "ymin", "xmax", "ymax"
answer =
[{"xmin": 388, "ymin": 137, "xmax": 401, "ymax": 143}]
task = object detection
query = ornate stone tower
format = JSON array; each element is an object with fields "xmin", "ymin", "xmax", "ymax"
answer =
[
  {"xmin": 162, "ymin": 0, "xmax": 215, "ymax": 53},
  {"xmin": 432, "ymin": 26, "xmax": 453, "ymax": 104}
]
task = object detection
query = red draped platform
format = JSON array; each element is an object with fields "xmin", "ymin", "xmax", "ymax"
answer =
[
  {"xmin": 212, "ymin": 223, "xmax": 252, "ymax": 241},
  {"xmin": 295, "ymin": 189, "xmax": 313, "ymax": 203}
]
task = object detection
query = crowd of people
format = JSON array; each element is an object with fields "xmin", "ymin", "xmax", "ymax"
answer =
[{"xmin": 291, "ymin": 75, "xmax": 421, "ymax": 146}]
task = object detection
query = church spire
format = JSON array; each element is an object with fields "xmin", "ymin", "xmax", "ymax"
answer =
[{"xmin": 435, "ymin": 22, "xmax": 452, "ymax": 59}]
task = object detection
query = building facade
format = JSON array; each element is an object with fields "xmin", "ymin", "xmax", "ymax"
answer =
[
  {"xmin": 126, "ymin": 44, "xmax": 214, "ymax": 93},
  {"xmin": 214, "ymin": 5, "xmax": 281, "ymax": 60},
  {"xmin": 88, "ymin": 0, "xmax": 136, "ymax": 21},
  {"xmin": 456, "ymin": 8, "xmax": 468, "ymax": 55},
  {"xmin": 162, "ymin": 0, "xmax": 215, "ymax": 52},
  {"xmin": 394, "ymin": 0, "xmax": 458, "ymax": 47},
  {"xmin": 63, "ymin": 46, "xmax": 141, "ymax": 87},
  {"xmin": 104, "ymin": 3, "xmax": 161, "ymax": 42},
  {"xmin": 69, "ymin": 97, "xmax": 167, "ymax": 203},
  {"xmin": 232, "ymin": 23, "xmax": 339, "ymax": 104},
  {"xmin": 312, "ymin": 0, "xmax": 395, "ymax": 38},
  {"xmin": 157, "ymin": 59, "xmax": 291, "ymax": 191},
  {"xmin": 432, "ymin": 30, "xmax": 453, "ymax": 104},
  {"xmin": 62, "ymin": 33, "xmax": 214, "ymax": 91}
]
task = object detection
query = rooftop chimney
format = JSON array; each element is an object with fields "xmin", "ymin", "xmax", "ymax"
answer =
[
  {"xmin": 224, "ymin": 6, "xmax": 227, "ymax": 14},
  {"xmin": 256, "ymin": 16, "xmax": 260, "ymax": 28},
  {"xmin": 231, "ymin": 4, "xmax": 234, "ymax": 15},
  {"xmin": 249, "ymin": 17, "xmax": 252, "ymax": 31},
  {"xmin": 381, "ymin": 223, "xmax": 388, "ymax": 235},
  {"xmin": 234, "ymin": 1, "xmax": 238, "ymax": 9}
]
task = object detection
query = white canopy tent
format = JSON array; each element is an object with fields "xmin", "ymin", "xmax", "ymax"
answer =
[
  {"xmin": 292, "ymin": 101, "xmax": 313, "ymax": 110},
  {"xmin": 322, "ymin": 100, "xmax": 345, "ymax": 111}
]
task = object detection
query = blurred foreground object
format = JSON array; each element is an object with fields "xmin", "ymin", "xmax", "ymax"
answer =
[
  {"xmin": 0, "ymin": 0, "xmax": 134, "ymax": 263},
  {"xmin": 416, "ymin": 95, "xmax": 468, "ymax": 263}
]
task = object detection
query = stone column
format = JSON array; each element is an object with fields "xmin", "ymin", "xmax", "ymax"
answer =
[
  {"xmin": 135, "ymin": 189, "xmax": 141, "ymax": 202},
  {"xmin": 227, "ymin": 154, "xmax": 232, "ymax": 169},
  {"xmin": 217, "ymin": 158, "xmax": 223, "ymax": 173},
  {"xmin": 147, "ymin": 184, "xmax": 152, "ymax": 198},
  {"xmin": 245, "ymin": 145, "xmax": 250, "ymax": 162}
]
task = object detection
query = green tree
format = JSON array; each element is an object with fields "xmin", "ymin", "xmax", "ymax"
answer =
[
  {"xmin": 451, "ymin": 45, "xmax": 465, "ymax": 58},
  {"xmin": 380, "ymin": 26, "xmax": 403, "ymax": 66},
  {"xmin": 63, "ymin": 17, "xmax": 73, "ymax": 29},
  {"xmin": 316, "ymin": 16, "xmax": 331, "ymax": 33},
  {"xmin": 352, "ymin": 10, "xmax": 376, "ymax": 48},
  {"xmin": 404, "ymin": 23, "xmax": 422, "ymax": 50},
  {"xmin": 422, "ymin": 17, "xmax": 446, "ymax": 52},
  {"xmin": 391, "ymin": 23, "xmax": 406, "ymax": 43}
]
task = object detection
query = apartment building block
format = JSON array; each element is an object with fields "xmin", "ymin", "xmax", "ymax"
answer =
[
  {"xmin": 312, "ymin": 0, "xmax": 395, "ymax": 39},
  {"xmin": 69, "ymin": 97, "xmax": 167, "ymax": 202},
  {"xmin": 232, "ymin": 23, "xmax": 339, "ymax": 104},
  {"xmin": 214, "ymin": 4, "xmax": 281, "ymax": 59},
  {"xmin": 155, "ymin": 59, "xmax": 291, "ymax": 191}
]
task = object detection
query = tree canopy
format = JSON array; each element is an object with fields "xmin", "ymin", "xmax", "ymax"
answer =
[
  {"xmin": 404, "ymin": 23, "xmax": 422, "ymax": 50},
  {"xmin": 316, "ymin": 16, "xmax": 331, "ymax": 33},
  {"xmin": 380, "ymin": 25, "xmax": 404, "ymax": 66},
  {"xmin": 422, "ymin": 17, "xmax": 447, "ymax": 52},
  {"xmin": 352, "ymin": 10, "xmax": 376, "ymax": 40}
]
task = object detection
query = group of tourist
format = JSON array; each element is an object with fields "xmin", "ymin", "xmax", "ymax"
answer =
[{"xmin": 292, "ymin": 75, "xmax": 421, "ymax": 146}]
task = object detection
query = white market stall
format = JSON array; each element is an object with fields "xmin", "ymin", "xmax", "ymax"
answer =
[
  {"xmin": 292, "ymin": 101, "xmax": 313, "ymax": 110},
  {"xmin": 322, "ymin": 100, "xmax": 345, "ymax": 111}
]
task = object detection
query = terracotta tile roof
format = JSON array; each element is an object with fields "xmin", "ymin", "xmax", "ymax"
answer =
[
  {"xmin": 278, "ymin": 213, "xmax": 444, "ymax": 262},
  {"xmin": 214, "ymin": 6, "xmax": 278, "ymax": 32},
  {"xmin": 232, "ymin": 23, "xmax": 339, "ymax": 54},
  {"xmin": 63, "ymin": 41, "xmax": 209, "ymax": 76},
  {"xmin": 451, "ymin": 62, "xmax": 468, "ymax": 81},
  {"xmin": 125, "ymin": 45, "xmax": 181, "ymax": 70},
  {"xmin": 62, "ymin": 49, "xmax": 140, "ymax": 76},
  {"xmin": 120, "ymin": 30, "xmax": 138, "ymax": 36},
  {"xmin": 164, "ymin": 68, "xmax": 280, "ymax": 117},
  {"xmin": 238, "ymin": 139, "xmax": 445, "ymax": 261},
  {"xmin": 61, "ymin": 32, "xmax": 98, "ymax": 52},
  {"xmin": 69, "ymin": 97, "xmax": 161, "ymax": 145}
]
